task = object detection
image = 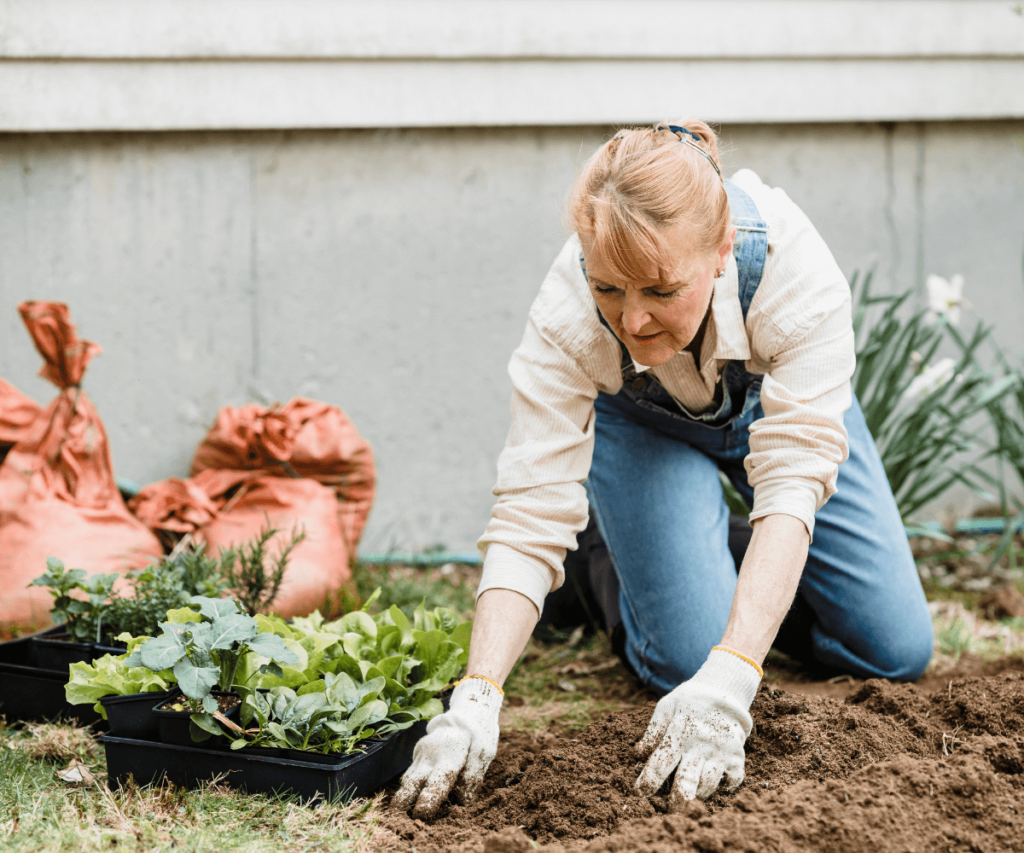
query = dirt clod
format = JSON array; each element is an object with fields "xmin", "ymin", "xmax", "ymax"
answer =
[{"xmin": 379, "ymin": 663, "xmax": 1024, "ymax": 852}]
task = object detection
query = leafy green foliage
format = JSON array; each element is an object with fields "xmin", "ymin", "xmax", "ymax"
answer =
[
  {"xmin": 64, "ymin": 652, "xmax": 174, "ymax": 718},
  {"xmin": 28, "ymin": 558, "xmax": 119, "ymax": 643},
  {"xmin": 218, "ymin": 524, "xmax": 306, "ymax": 616},
  {"xmin": 129, "ymin": 596, "xmax": 299, "ymax": 740},
  {"xmin": 851, "ymin": 271, "xmax": 1022, "ymax": 520},
  {"xmin": 104, "ymin": 549, "xmax": 229, "ymax": 639},
  {"xmin": 221, "ymin": 591, "xmax": 471, "ymax": 754}
]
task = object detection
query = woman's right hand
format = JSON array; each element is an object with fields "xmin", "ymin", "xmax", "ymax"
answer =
[{"xmin": 392, "ymin": 677, "xmax": 504, "ymax": 819}]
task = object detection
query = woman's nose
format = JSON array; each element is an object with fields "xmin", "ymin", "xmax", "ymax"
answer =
[{"xmin": 622, "ymin": 296, "xmax": 652, "ymax": 335}]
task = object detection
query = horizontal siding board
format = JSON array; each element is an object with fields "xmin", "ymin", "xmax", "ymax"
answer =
[
  {"xmin": 1, "ymin": 58, "xmax": 1022, "ymax": 131},
  {"xmin": 1, "ymin": 0, "xmax": 1022, "ymax": 59}
]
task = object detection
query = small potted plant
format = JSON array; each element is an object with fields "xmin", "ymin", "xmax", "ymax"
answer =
[
  {"xmin": 128, "ymin": 596, "xmax": 299, "ymax": 747},
  {"xmin": 28, "ymin": 558, "xmax": 120, "ymax": 670}
]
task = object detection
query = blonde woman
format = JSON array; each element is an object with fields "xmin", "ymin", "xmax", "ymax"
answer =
[{"xmin": 394, "ymin": 122, "xmax": 933, "ymax": 817}]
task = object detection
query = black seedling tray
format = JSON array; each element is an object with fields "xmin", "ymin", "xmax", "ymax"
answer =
[
  {"xmin": 100, "ymin": 718, "xmax": 429, "ymax": 801},
  {"xmin": 30, "ymin": 627, "xmax": 125, "ymax": 671},
  {"xmin": 0, "ymin": 633, "xmax": 103, "ymax": 726},
  {"xmin": 101, "ymin": 690, "xmax": 173, "ymax": 740},
  {"xmin": 153, "ymin": 691, "xmax": 241, "ymax": 747},
  {"xmin": 31, "ymin": 633, "xmax": 97, "ymax": 671}
]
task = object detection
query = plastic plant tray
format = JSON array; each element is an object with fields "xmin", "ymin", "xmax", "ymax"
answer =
[
  {"xmin": 0, "ymin": 633, "xmax": 103, "ymax": 726},
  {"xmin": 101, "ymin": 690, "xmax": 174, "ymax": 740},
  {"xmin": 100, "ymin": 718, "xmax": 429, "ymax": 801}
]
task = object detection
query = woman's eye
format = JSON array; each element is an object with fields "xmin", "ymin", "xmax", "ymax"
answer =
[
  {"xmin": 594, "ymin": 286, "xmax": 618, "ymax": 296},
  {"xmin": 652, "ymin": 290, "xmax": 678, "ymax": 300}
]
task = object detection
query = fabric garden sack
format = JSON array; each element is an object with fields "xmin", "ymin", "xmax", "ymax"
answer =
[
  {"xmin": 129, "ymin": 468, "xmax": 350, "ymax": 617},
  {"xmin": 0, "ymin": 377, "xmax": 41, "ymax": 465},
  {"xmin": 0, "ymin": 302, "xmax": 162, "ymax": 626},
  {"xmin": 189, "ymin": 398, "xmax": 376, "ymax": 555}
]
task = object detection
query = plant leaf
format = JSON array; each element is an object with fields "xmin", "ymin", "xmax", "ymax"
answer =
[
  {"xmin": 173, "ymin": 658, "xmax": 220, "ymax": 700},
  {"xmin": 206, "ymin": 614, "xmax": 259, "ymax": 650},
  {"xmin": 190, "ymin": 596, "xmax": 243, "ymax": 621},
  {"xmin": 140, "ymin": 632, "xmax": 186, "ymax": 671}
]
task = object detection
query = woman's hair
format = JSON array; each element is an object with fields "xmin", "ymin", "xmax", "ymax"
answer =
[{"xmin": 567, "ymin": 120, "xmax": 730, "ymax": 282}]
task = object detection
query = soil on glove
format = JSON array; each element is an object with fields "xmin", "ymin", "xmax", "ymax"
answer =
[{"xmin": 377, "ymin": 658, "xmax": 1024, "ymax": 853}]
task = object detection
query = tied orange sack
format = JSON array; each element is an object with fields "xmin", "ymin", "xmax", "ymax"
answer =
[
  {"xmin": 0, "ymin": 377, "xmax": 41, "ymax": 464},
  {"xmin": 130, "ymin": 401, "xmax": 375, "ymax": 617},
  {"xmin": 190, "ymin": 398, "xmax": 376, "ymax": 553},
  {"xmin": 0, "ymin": 302, "xmax": 162, "ymax": 626}
]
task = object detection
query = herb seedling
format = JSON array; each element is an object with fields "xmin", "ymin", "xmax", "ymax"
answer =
[
  {"xmin": 219, "ymin": 524, "xmax": 306, "ymax": 616},
  {"xmin": 28, "ymin": 557, "xmax": 119, "ymax": 643}
]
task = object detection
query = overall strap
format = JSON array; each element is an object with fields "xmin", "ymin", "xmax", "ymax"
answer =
[{"xmin": 723, "ymin": 179, "xmax": 768, "ymax": 319}]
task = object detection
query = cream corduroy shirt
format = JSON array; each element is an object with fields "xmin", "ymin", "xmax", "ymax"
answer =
[{"xmin": 478, "ymin": 170, "xmax": 856, "ymax": 616}]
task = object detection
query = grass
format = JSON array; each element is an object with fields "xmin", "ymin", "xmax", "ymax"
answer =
[{"xmin": 0, "ymin": 718, "xmax": 386, "ymax": 852}]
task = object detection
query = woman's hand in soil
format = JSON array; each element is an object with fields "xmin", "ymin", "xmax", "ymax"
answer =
[
  {"xmin": 634, "ymin": 648, "xmax": 761, "ymax": 809},
  {"xmin": 392, "ymin": 677, "xmax": 504, "ymax": 819}
]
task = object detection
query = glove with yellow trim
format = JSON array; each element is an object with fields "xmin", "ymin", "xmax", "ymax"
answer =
[
  {"xmin": 634, "ymin": 647, "xmax": 761, "ymax": 810},
  {"xmin": 392, "ymin": 677, "xmax": 503, "ymax": 819}
]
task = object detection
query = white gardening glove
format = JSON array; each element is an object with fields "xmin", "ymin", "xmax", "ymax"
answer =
[
  {"xmin": 392, "ymin": 677, "xmax": 503, "ymax": 819},
  {"xmin": 635, "ymin": 647, "xmax": 761, "ymax": 810}
]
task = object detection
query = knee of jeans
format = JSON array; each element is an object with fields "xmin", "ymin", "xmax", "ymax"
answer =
[
  {"xmin": 630, "ymin": 639, "xmax": 708, "ymax": 693},
  {"xmin": 872, "ymin": 618, "xmax": 934, "ymax": 682}
]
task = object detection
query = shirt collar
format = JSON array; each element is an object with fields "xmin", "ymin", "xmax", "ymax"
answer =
[{"xmin": 632, "ymin": 256, "xmax": 749, "ymax": 373}]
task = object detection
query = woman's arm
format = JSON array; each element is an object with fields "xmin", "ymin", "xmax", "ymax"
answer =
[
  {"xmin": 720, "ymin": 513, "xmax": 809, "ymax": 664},
  {"xmin": 466, "ymin": 588, "xmax": 541, "ymax": 685}
]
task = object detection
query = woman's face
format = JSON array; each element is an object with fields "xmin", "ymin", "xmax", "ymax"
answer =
[{"xmin": 581, "ymin": 223, "xmax": 734, "ymax": 368}]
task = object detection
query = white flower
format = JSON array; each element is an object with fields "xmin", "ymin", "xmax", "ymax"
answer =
[
  {"xmin": 926, "ymin": 274, "xmax": 966, "ymax": 326},
  {"xmin": 902, "ymin": 357, "xmax": 957, "ymax": 401}
]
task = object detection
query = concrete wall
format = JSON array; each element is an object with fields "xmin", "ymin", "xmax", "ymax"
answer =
[{"xmin": 2, "ymin": 121, "xmax": 1022, "ymax": 550}]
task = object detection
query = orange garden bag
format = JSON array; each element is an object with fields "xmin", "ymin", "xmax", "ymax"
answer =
[
  {"xmin": 0, "ymin": 302, "xmax": 162, "ymax": 626},
  {"xmin": 0, "ymin": 377, "xmax": 41, "ymax": 463},
  {"xmin": 190, "ymin": 398, "xmax": 376, "ymax": 555},
  {"xmin": 129, "ymin": 468, "xmax": 352, "ymax": 618}
]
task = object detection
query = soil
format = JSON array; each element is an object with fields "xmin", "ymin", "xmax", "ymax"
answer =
[
  {"xmin": 376, "ymin": 657, "xmax": 1024, "ymax": 853},
  {"xmin": 158, "ymin": 693, "xmax": 241, "ymax": 715}
]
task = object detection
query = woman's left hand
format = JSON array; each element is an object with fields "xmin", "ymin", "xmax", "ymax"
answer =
[{"xmin": 634, "ymin": 647, "xmax": 761, "ymax": 809}]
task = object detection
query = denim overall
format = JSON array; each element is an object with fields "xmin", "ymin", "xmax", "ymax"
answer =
[{"xmin": 580, "ymin": 182, "xmax": 934, "ymax": 695}]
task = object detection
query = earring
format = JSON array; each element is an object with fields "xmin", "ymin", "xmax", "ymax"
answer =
[{"xmin": 716, "ymin": 269, "xmax": 726, "ymax": 278}]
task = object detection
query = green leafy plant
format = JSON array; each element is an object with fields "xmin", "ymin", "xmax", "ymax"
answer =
[
  {"xmin": 64, "ymin": 635, "xmax": 175, "ymax": 718},
  {"xmin": 851, "ymin": 271, "xmax": 1020, "ymax": 522},
  {"xmin": 104, "ymin": 548, "xmax": 229, "ymax": 639},
  {"xmin": 128, "ymin": 597, "xmax": 299, "ymax": 740},
  {"xmin": 28, "ymin": 558, "xmax": 119, "ymax": 643},
  {"xmin": 222, "ymin": 591, "xmax": 471, "ymax": 755},
  {"xmin": 219, "ymin": 524, "xmax": 307, "ymax": 616},
  {"xmin": 227, "ymin": 678, "xmax": 387, "ymax": 755}
]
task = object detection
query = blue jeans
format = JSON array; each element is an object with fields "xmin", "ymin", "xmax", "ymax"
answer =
[{"xmin": 584, "ymin": 394, "xmax": 934, "ymax": 695}]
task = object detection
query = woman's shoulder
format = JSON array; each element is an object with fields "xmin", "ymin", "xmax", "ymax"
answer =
[
  {"xmin": 728, "ymin": 169, "xmax": 811, "ymax": 236},
  {"xmin": 730, "ymin": 171, "xmax": 852, "ymax": 346}
]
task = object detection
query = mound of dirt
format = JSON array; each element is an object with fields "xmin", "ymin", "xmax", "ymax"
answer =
[{"xmin": 379, "ymin": 666, "xmax": 1024, "ymax": 853}]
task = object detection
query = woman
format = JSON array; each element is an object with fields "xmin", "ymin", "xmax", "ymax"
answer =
[{"xmin": 394, "ymin": 121, "xmax": 933, "ymax": 818}]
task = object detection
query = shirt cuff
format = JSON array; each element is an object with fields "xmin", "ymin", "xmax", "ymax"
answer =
[
  {"xmin": 749, "ymin": 477, "xmax": 825, "ymax": 542},
  {"xmin": 476, "ymin": 543, "xmax": 555, "ymax": 618}
]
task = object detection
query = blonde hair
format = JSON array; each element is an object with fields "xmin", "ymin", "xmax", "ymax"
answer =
[{"xmin": 568, "ymin": 120, "xmax": 729, "ymax": 283}]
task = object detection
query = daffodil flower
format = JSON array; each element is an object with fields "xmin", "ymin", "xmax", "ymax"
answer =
[
  {"xmin": 926, "ymin": 274, "xmax": 966, "ymax": 326},
  {"xmin": 902, "ymin": 357, "xmax": 957, "ymax": 401}
]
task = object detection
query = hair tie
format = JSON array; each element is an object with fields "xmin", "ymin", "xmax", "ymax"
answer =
[{"xmin": 655, "ymin": 124, "xmax": 723, "ymax": 181}]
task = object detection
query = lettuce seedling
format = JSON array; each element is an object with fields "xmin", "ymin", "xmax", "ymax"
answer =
[{"xmin": 64, "ymin": 647, "xmax": 175, "ymax": 718}]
